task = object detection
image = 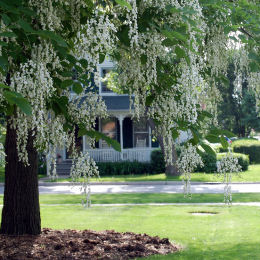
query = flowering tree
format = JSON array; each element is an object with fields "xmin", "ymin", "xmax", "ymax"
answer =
[{"xmin": 0, "ymin": 0, "xmax": 259, "ymax": 235}]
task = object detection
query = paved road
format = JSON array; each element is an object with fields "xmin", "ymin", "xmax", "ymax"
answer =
[{"xmin": 1, "ymin": 183, "xmax": 259, "ymax": 194}]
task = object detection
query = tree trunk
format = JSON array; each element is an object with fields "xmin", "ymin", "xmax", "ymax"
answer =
[
  {"xmin": 0, "ymin": 120, "xmax": 41, "ymax": 235},
  {"xmin": 148, "ymin": 119, "xmax": 180, "ymax": 176}
]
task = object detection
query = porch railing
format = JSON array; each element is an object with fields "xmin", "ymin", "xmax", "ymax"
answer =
[{"xmin": 85, "ymin": 148, "xmax": 154, "ymax": 162}]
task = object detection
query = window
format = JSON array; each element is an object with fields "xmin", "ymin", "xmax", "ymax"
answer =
[
  {"xmin": 101, "ymin": 117, "xmax": 117, "ymax": 148},
  {"xmin": 101, "ymin": 68, "xmax": 113, "ymax": 93},
  {"xmin": 133, "ymin": 118, "xmax": 149, "ymax": 148}
]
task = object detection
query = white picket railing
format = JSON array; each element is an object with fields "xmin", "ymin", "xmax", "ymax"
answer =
[{"xmin": 85, "ymin": 148, "xmax": 155, "ymax": 162}]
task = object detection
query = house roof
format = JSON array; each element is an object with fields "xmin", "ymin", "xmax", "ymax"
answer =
[{"xmin": 78, "ymin": 95, "xmax": 134, "ymax": 111}]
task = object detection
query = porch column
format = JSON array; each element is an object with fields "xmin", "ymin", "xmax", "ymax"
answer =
[
  {"xmin": 149, "ymin": 126, "xmax": 152, "ymax": 148},
  {"xmin": 83, "ymin": 136, "xmax": 86, "ymax": 154},
  {"xmin": 118, "ymin": 115, "xmax": 124, "ymax": 159}
]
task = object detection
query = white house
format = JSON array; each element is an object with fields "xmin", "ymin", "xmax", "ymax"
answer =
[{"xmin": 55, "ymin": 60, "xmax": 189, "ymax": 174}]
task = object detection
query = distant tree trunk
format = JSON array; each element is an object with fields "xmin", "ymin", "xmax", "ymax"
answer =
[
  {"xmin": 148, "ymin": 119, "xmax": 180, "ymax": 176},
  {"xmin": 0, "ymin": 119, "xmax": 41, "ymax": 235}
]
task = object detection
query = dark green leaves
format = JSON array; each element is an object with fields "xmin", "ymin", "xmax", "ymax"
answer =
[
  {"xmin": 78, "ymin": 129, "xmax": 121, "ymax": 152},
  {"xmin": 18, "ymin": 19, "xmax": 34, "ymax": 32},
  {"xmin": 61, "ymin": 79, "xmax": 73, "ymax": 89},
  {"xmin": 205, "ymin": 134, "xmax": 220, "ymax": 143},
  {"xmin": 200, "ymin": 142, "xmax": 216, "ymax": 156},
  {"xmin": 72, "ymin": 82, "xmax": 83, "ymax": 94},
  {"xmin": 33, "ymin": 31, "xmax": 68, "ymax": 47},
  {"xmin": 175, "ymin": 46, "xmax": 186, "ymax": 59},
  {"xmin": 0, "ymin": 32, "xmax": 16, "ymax": 38},
  {"xmin": 3, "ymin": 91, "xmax": 32, "ymax": 115}
]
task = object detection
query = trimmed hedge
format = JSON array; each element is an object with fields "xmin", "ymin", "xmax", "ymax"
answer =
[
  {"xmin": 195, "ymin": 153, "xmax": 217, "ymax": 173},
  {"xmin": 96, "ymin": 161, "xmax": 153, "ymax": 176},
  {"xmin": 232, "ymin": 139, "xmax": 260, "ymax": 164}
]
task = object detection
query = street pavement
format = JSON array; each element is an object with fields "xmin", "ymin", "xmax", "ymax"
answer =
[{"xmin": 0, "ymin": 182, "xmax": 259, "ymax": 194}]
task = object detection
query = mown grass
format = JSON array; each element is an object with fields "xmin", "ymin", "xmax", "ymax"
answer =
[
  {"xmin": 17, "ymin": 204, "xmax": 260, "ymax": 259},
  {"xmin": 0, "ymin": 193, "xmax": 260, "ymax": 205},
  {"xmin": 45, "ymin": 164, "xmax": 260, "ymax": 183}
]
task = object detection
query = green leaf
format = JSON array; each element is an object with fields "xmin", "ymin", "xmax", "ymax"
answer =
[
  {"xmin": 141, "ymin": 54, "xmax": 147, "ymax": 65},
  {"xmin": 115, "ymin": 0, "xmax": 132, "ymax": 10},
  {"xmin": 34, "ymin": 31, "xmax": 68, "ymax": 47},
  {"xmin": 79, "ymin": 129, "xmax": 121, "ymax": 152},
  {"xmin": 99, "ymin": 53, "xmax": 106, "ymax": 64},
  {"xmin": 162, "ymin": 38, "xmax": 178, "ymax": 46},
  {"xmin": 200, "ymin": 142, "xmax": 216, "ymax": 156},
  {"xmin": 0, "ymin": 32, "xmax": 16, "ymax": 38},
  {"xmin": 3, "ymin": 91, "xmax": 32, "ymax": 115},
  {"xmin": 0, "ymin": 41, "xmax": 8, "ymax": 47},
  {"xmin": 145, "ymin": 94, "xmax": 155, "ymax": 107},
  {"xmin": 56, "ymin": 96, "xmax": 69, "ymax": 115},
  {"xmin": 14, "ymin": 97, "xmax": 32, "ymax": 115},
  {"xmin": 0, "ymin": 56, "xmax": 8, "ymax": 71},
  {"xmin": 61, "ymin": 79, "xmax": 73, "ymax": 89},
  {"xmin": 1, "ymin": 14, "xmax": 11, "ymax": 26},
  {"xmin": 248, "ymin": 51, "xmax": 260, "ymax": 63},
  {"xmin": 0, "ymin": 83, "xmax": 10, "ymax": 89},
  {"xmin": 220, "ymin": 135, "xmax": 229, "ymax": 149},
  {"xmin": 175, "ymin": 46, "xmax": 186, "ymax": 59},
  {"xmin": 18, "ymin": 19, "xmax": 34, "ymax": 32},
  {"xmin": 79, "ymin": 59, "xmax": 88, "ymax": 68},
  {"xmin": 205, "ymin": 134, "xmax": 220, "ymax": 143},
  {"xmin": 171, "ymin": 128, "xmax": 179, "ymax": 140},
  {"xmin": 249, "ymin": 61, "xmax": 259, "ymax": 73},
  {"xmin": 72, "ymin": 82, "xmax": 83, "ymax": 94}
]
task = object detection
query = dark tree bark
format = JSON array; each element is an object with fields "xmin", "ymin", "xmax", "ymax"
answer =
[
  {"xmin": 148, "ymin": 119, "xmax": 180, "ymax": 176},
  {"xmin": 0, "ymin": 119, "xmax": 41, "ymax": 235}
]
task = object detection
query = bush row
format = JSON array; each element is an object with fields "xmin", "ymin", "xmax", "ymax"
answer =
[
  {"xmin": 96, "ymin": 161, "xmax": 154, "ymax": 176},
  {"xmin": 150, "ymin": 149, "xmax": 249, "ymax": 173},
  {"xmin": 232, "ymin": 139, "xmax": 260, "ymax": 164}
]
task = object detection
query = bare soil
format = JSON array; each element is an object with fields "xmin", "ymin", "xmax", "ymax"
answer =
[{"xmin": 0, "ymin": 228, "xmax": 179, "ymax": 259}]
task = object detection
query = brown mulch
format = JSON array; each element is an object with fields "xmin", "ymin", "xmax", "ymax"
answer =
[{"xmin": 0, "ymin": 228, "xmax": 180, "ymax": 259}]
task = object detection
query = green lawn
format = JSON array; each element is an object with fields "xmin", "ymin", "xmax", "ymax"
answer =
[
  {"xmin": 17, "ymin": 204, "xmax": 260, "ymax": 259},
  {"xmin": 0, "ymin": 193, "xmax": 260, "ymax": 205},
  {"xmin": 46, "ymin": 164, "xmax": 260, "ymax": 183},
  {"xmin": 1, "ymin": 194, "xmax": 260, "ymax": 258}
]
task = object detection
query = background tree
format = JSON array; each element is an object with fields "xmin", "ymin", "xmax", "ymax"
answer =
[{"xmin": 218, "ymin": 63, "xmax": 260, "ymax": 137}]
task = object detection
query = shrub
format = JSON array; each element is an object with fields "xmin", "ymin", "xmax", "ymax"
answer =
[
  {"xmin": 150, "ymin": 147, "xmax": 182, "ymax": 174},
  {"xmin": 96, "ymin": 161, "xmax": 153, "ymax": 176},
  {"xmin": 217, "ymin": 153, "xmax": 249, "ymax": 171},
  {"xmin": 195, "ymin": 153, "xmax": 217, "ymax": 173},
  {"xmin": 150, "ymin": 149, "xmax": 165, "ymax": 173},
  {"xmin": 232, "ymin": 139, "xmax": 260, "ymax": 164}
]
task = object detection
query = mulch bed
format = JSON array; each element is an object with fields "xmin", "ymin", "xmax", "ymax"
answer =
[{"xmin": 0, "ymin": 228, "xmax": 179, "ymax": 259}]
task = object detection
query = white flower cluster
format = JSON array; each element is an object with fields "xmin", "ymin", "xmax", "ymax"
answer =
[
  {"xmin": 74, "ymin": 13, "xmax": 117, "ymax": 87},
  {"xmin": 10, "ymin": 45, "xmax": 55, "ymax": 164},
  {"xmin": 69, "ymin": 92, "xmax": 107, "ymax": 128},
  {"xmin": 177, "ymin": 144, "xmax": 204, "ymax": 195},
  {"xmin": 70, "ymin": 152, "xmax": 99, "ymax": 208},
  {"xmin": 217, "ymin": 153, "xmax": 242, "ymax": 204}
]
